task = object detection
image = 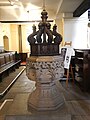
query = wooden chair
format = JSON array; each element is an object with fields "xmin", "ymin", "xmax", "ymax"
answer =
[
  {"xmin": 64, "ymin": 41, "xmax": 72, "ymax": 46},
  {"xmin": 63, "ymin": 41, "xmax": 74, "ymax": 86},
  {"xmin": 65, "ymin": 64, "xmax": 74, "ymax": 87}
]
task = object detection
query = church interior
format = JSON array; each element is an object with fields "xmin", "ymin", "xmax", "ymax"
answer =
[{"xmin": 0, "ymin": 0, "xmax": 90, "ymax": 120}]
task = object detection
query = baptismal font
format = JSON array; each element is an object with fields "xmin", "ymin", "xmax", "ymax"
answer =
[{"xmin": 26, "ymin": 9, "xmax": 64, "ymax": 111}]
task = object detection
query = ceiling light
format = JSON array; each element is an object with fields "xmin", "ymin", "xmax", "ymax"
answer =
[
  {"xmin": 10, "ymin": 2, "xmax": 14, "ymax": 5},
  {"xmin": 8, "ymin": 0, "xmax": 14, "ymax": 6}
]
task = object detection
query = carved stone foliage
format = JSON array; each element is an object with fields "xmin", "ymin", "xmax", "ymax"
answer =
[
  {"xmin": 26, "ymin": 56, "xmax": 64, "ymax": 111},
  {"xmin": 26, "ymin": 56, "xmax": 64, "ymax": 83},
  {"xmin": 27, "ymin": 60, "xmax": 63, "ymax": 70}
]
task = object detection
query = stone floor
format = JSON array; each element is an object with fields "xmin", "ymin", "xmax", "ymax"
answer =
[
  {"xmin": 0, "ymin": 66, "xmax": 25, "ymax": 98},
  {"xmin": 0, "ymin": 67, "xmax": 90, "ymax": 120}
]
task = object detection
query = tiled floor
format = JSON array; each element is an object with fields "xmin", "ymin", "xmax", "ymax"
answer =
[{"xmin": 0, "ymin": 68, "xmax": 90, "ymax": 120}]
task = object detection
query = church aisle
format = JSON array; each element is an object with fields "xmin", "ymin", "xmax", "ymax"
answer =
[
  {"xmin": 0, "ymin": 70, "xmax": 90, "ymax": 120},
  {"xmin": 0, "ymin": 66, "xmax": 26, "ymax": 99}
]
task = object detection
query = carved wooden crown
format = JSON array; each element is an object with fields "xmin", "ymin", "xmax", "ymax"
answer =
[{"xmin": 27, "ymin": 9, "xmax": 62, "ymax": 56}]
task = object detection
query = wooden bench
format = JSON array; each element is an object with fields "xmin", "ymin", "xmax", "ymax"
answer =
[{"xmin": 0, "ymin": 51, "xmax": 21, "ymax": 82}]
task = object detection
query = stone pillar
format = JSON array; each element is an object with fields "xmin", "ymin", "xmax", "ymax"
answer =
[{"xmin": 26, "ymin": 55, "xmax": 64, "ymax": 111}]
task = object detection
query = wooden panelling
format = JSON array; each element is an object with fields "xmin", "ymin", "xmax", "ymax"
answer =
[
  {"xmin": 0, "ymin": 56, "xmax": 5, "ymax": 67},
  {"xmin": 75, "ymin": 49, "xmax": 90, "ymax": 91}
]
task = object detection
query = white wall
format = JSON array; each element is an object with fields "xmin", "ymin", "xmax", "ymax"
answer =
[
  {"xmin": 0, "ymin": 23, "xmax": 3, "ymax": 46},
  {"xmin": 63, "ymin": 11, "xmax": 89, "ymax": 49},
  {"xmin": 87, "ymin": 25, "xmax": 90, "ymax": 48}
]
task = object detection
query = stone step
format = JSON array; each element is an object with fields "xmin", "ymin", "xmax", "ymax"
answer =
[{"xmin": 5, "ymin": 114, "xmax": 71, "ymax": 120}]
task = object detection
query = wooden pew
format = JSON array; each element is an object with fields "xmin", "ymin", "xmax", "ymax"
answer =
[{"xmin": 0, "ymin": 51, "xmax": 21, "ymax": 82}]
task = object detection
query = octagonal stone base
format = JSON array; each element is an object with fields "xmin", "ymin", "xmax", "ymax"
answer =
[{"xmin": 26, "ymin": 55, "xmax": 64, "ymax": 111}]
